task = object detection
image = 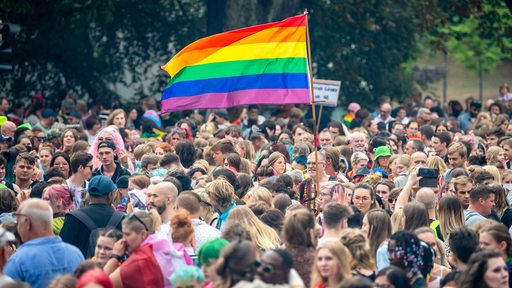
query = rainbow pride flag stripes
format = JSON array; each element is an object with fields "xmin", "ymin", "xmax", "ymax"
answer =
[{"xmin": 161, "ymin": 14, "xmax": 311, "ymax": 112}]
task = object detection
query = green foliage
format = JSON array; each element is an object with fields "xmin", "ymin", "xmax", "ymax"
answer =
[
  {"xmin": 0, "ymin": 0, "xmax": 206, "ymax": 105},
  {"xmin": 305, "ymin": 0, "xmax": 421, "ymax": 106},
  {"xmin": 439, "ymin": 1, "xmax": 512, "ymax": 74}
]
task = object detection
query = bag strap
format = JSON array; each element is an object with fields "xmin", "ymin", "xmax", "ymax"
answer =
[
  {"xmin": 106, "ymin": 211, "xmax": 125, "ymax": 227},
  {"xmin": 70, "ymin": 210, "xmax": 97, "ymax": 231}
]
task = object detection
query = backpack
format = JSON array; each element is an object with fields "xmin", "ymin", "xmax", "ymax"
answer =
[{"xmin": 70, "ymin": 209, "xmax": 125, "ymax": 258}]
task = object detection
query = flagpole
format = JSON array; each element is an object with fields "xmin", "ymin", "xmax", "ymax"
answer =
[{"xmin": 305, "ymin": 10, "xmax": 320, "ymax": 213}]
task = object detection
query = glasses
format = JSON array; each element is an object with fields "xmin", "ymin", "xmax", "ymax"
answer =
[
  {"xmin": 171, "ymin": 128, "xmax": 185, "ymax": 135},
  {"xmin": 306, "ymin": 162, "xmax": 325, "ymax": 166},
  {"xmin": 128, "ymin": 213, "xmax": 148, "ymax": 231},
  {"xmin": 12, "ymin": 212, "xmax": 27, "ymax": 219},
  {"xmin": 255, "ymin": 261, "xmax": 273, "ymax": 273},
  {"xmin": 388, "ymin": 198, "xmax": 395, "ymax": 204},
  {"xmin": 35, "ymin": 137, "xmax": 44, "ymax": 141},
  {"xmin": 353, "ymin": 196, "xmax": 370, "ymax": 202}
]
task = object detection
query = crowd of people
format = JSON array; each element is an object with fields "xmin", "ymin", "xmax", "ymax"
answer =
[{"xmin": 0, "ymin": 85, "xmax": 511, "ymax": 288}]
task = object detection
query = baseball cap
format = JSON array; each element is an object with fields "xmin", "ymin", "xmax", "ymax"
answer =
[
  {"xmin": 97, "ymin": 140, "xmax": 116, "ymax": 151},
  {"xmin": 355, "ymin": 166, "xmax": 370, "ymax": 177},
  {"xmin": 0, "ymin": 135, "xmax": 12, "ymax": 143},
  {"xmin": 88, "ymin": 175, "xmax": 117, "ymax": 197},
  {"xmin": 42, "ymin": 108, "xmax": 58, "ymax": 118}
]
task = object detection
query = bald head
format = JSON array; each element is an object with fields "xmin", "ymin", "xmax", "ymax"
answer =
[
  {"xmin": 18, "ymin": 199, "xmax": 53, "ymax": 241},
  {"xmin": 155, "ymin": 181, "xmax": 178, "ymax": 200},
  {"xmin": 415, "ymin": 188, "xmax": 436, "ymax": 210},
  {"xmin": 1, "ymin": 121, "xmax": 16, "ymax": 138},
  {"xmin": 411, "ymin": 152, "xmax": 427, "ymax": 166}
]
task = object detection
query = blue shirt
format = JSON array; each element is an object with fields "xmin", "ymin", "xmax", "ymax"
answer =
[
  {"xmin": 216, "ymin": 201, "xmax": 236, "ymax": 232},
  {"xmin": 4, "ymin": 236, "xmax": 84, "ymax": 288}
]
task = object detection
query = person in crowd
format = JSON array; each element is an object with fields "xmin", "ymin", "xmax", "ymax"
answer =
[
  {"xmin": 459, "ymin": 248, "xmax": 509, "ymax": 288},
  {"xmin": 50, "ymin": 151, "xmax": 72, "ymax": 180},
  {"xmin": 171, "ymin": 209, "xmax": 196, "ymax": 260},
  {"xmin": 361, "ymin": 208, "xmax": 392, "ymax": 270},
  {"xmin": 374, "ymin": 266, "xmax": 411, "ymax": 288},
  {"xmin": 268, "ymin": 151, "xmax": 287, "ymax": 176},
  {"xmin": 105, "ymin": 109, "xmax": 127, "ymax": 130},
  {"xmin": 448, "ymin": 227, "xmax": 479, "ymax": 270},
  {"xmin": 226, "ymin": 206, "xmax": 280, "ymax": 250},
  {"xmin": 91, "ymin": 140, "xmax": 131, "ymax": 183},
  {"xmin": 5, "ymin": 199, "xmax": 84, "ymax": 287},
  {"xmin": 175, "ymin": 191, "xmax": 221, "ymax": 250},
  {"xmin": 42, "ymin": 184, "xmax": 74, "ymax": 235},
  {"xmin": 351, "ymin": 182, "xmax": 377, "ymax": 216},
  {"xmin": 372, "ymin": 146, "xmax": 392, "ymax": 178},
  {"xmin": 0, "ymin": 188, "xmax": 17, "ymax": 223},
  {"xmin": 6, "ymin": 152, "xmax": 39, "ymax": 194},
  {"xmin": 310, "ymin": 240, "xmax": 352, "ymax": 288},
  {"xmin": 103, "ymin": 210, "xmax": 186, "ymax": 287},
  {"xmin": 465, "ymin": 184, "xmax": 497, "ymax": 227},
  {"xmin": 283, "ymin": 208, "xmax": 316, "ymax": 286},
  {"xmin": 319, "ymin": 203, "xmax": 353, "ymax": 244},
  {"xmin": 215, "ymin": 240, "xmax": 259, "ymax": 288},
  {"xmin": 340, "ymin": 228, "xmax": 376, "ymax": 281},
  {"xmin": 387, "ymin": 231, "xmax": 427, "ymax": 287},
  {"xmin": 146, "ymin": 181, "xmax": 179, "ymax": 241},
  {"xmin": 205, "ymin": 178, "xmax": 236, "ymax": 231},
  {"xmin": 60, "ymin": 175, "xmax": 125, "ymax": 257},
  {"xmin": 92, "ymin": 228, "xmax": 123, "ymax": 268},
  {"xmin": 60, "ymin": 128, "xmax": 79, "ymax": 154},
  {"xmin": 197, "ymin": 238, "xmax": 229, "ymax": 288}
]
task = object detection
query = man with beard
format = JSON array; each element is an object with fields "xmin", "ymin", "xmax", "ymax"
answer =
[
  {"xmin": 458, "ymin": 100, "xmax": 482, "ymax": 132},
  {"xmin": 146, "ymin": 181, "xmax": 178, "ymax": 241},
  {"xmin": 299, "ymin": 152, "xmax": 331, "ymax": 212}
]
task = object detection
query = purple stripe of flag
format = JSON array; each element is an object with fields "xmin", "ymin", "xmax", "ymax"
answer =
[{"xmin": 161, "ymin": 88, "xmax": 310, "ymax": 112}]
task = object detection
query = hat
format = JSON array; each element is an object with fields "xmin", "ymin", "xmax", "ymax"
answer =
[
  {"xmin": 88, "ymin": 175, "xmax": 117, "ymax": 197},
  {"xmin": 0, "ymin": 116, "xmax": 7, "ymax": 126},
  {"xmin": 470, "ymin": 100, "xmax": 482, "ymax": 108},
  {"xmin": 31, "ymin": 93, "xmax": 44, "ymax": 105},
  {"xmin": 116, "ymin": 175, "xmax": 129, "ymax": 189},
  {"xmin": 348, "ymin": 103, "xmax": 361, "ymax": 113},
  {"xmin": 355, "ymin": 166, "xmax": 370, "ymax": 177},
  {"xmin": 197, "ymin": 238, "xmax": 230, "ymax": 265},
  {"xmin": 97, "ymin": 140, "xmax": 116, "ymax": 151},
  {"xmin": 213, "ymin": 109, "xmax": 229, "ymax": 120},
  {"xmin": 292, "ymin": 155, "xmax": 307, "ymax": 167},
  {"xmin": 46, "ymin": 129, "xmax": 61, "ymax": 140},
  {"xmin": 17, "ymin": 123, "xmax": 32, "ymax": 130},
  {"xmin": 0, "ymin": 135, "xmax": 11, "ymax": 143},
  {"xmin": 373, "ymin": 146, "xmax": 392, "ymax": 161},
  {"xmin": 372, "ymin": 167, "xmax": 388, "ymax": 178},
  {"xmin": 69, "ymin": 111, "xmax": 81, "ymax": 119},
  {"xmin": 42, "ymin": 108, "xmax": 58, "ymax": 118}
]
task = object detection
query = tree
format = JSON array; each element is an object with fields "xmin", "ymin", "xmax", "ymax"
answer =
[{"xmin": 0, "ymin": 0, "xmax": 205, "ymax": 106}]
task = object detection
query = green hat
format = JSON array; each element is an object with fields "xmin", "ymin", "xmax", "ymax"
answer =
[
  {"xmin": 197, "ymin": 238, "xmax": 229, "ymax": 266},
  {"xmin": 373, "ymin": 146, "xmax": 392, "ymax": 161},
  {"xmin": 17, "ymin": 123, "xmax": 32, "ymax": 130}
]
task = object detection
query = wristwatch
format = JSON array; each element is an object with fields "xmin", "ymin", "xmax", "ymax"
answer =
[{"xmin": 109, "ymin": 253, "xmax": 124, "ymax": 262}]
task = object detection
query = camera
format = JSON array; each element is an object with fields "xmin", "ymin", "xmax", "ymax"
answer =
[{"xmin": 418, "ymin": 168, "xmax": 439, "ymax": 188}]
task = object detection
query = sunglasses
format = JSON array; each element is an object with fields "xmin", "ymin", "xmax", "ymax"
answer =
[
  {"xmin": 128, "ymin": 213, "xmax": 148, "ymax": 231},
  {"xmin": 388, "ymin": 198, "xmax": 395, "ymax": 204}
]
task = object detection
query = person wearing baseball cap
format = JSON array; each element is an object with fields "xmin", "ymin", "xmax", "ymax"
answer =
[
  {"xmin": 92, "ymin": 140, "xmax": 131, "ymax": 184},
  {"xmin": 60, "ymin": 175, "xmax": 125, "ymax": 257}
]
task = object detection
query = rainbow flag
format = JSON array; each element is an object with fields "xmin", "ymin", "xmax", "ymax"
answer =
[{"xmin": 161, "ymin": 14, "xmax": 311, "ymax": 112}]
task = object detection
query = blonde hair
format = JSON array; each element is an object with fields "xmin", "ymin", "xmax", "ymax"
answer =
[
  {"xmin": 245, "ymin": 186, "xmax": 273, "ymax": 208},
  {"xmin": 237, "ymin": 140, "xmax": 255, "ymax": 163},
  {"xmin": 311, "ymin": 241, "xmax": 352, "ymax": 287},
  {"xmin": 340, "ymin": 228, "xmax": 376, "ymax": 271},
  {"xmin": 268, "ymin": 152, "xmax": 286, "ymax": 171},
  {"xmin": 122, "ymin": 209, "xmax": 161, "ymax": 234},
  {"xmin": 482, "ymin": 165, "xmax": 501, "ymax": 185},
  {"xmin": 226, "ymin": 206, "xmax": 280, "ymax": 250},
  {"xmin": 205, "ymin": 179, "xmax": 234, "ymax": 210},
  {"xmin": 486, "ymin": 146, "xmax": 502, "ymax": 164},
  {"xmin": 391, "ymin": 208, "xmax": 405, "ymax": 233},
  {"xmin": 426, "ymin": 155, "xmax": 448, "ymax": 175},
  {"xmin": 438, "ymin": 195, "xmax": 465, "ymax": 240}
]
